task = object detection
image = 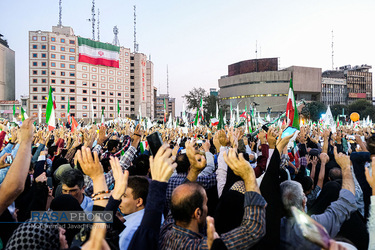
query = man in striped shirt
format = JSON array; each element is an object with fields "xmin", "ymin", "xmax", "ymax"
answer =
[{"xmin": 160, "ymin": 146, "xmax": 267, "ymax": 249}]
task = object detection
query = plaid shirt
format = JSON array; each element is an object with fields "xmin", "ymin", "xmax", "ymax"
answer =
[
  {"xmin": 165, "ymin": 173, "xmax": 217, "ymax": 213},
  {"xmin": 160, "ymin": 191, "xmax": 267, "ymax": 249},
  {"xmin": 85, "ymin": 145, "xmax": 137, "ymax": 196}
]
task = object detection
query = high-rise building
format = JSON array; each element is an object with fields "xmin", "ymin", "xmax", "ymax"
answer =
[
  {"xmin": 155, "ymin": 94, "xmax": 175, "ymax": 121},
  {"xmin": 321, "ymin": 71, "xmax": 347, "ymax": 106},
  {"xmin": 29, "ymin": 26, "xmax": 154, "ymax": 121},
  {"xmin": 0, "ymin": 34, "xmax": 15, "ymax": 101}
]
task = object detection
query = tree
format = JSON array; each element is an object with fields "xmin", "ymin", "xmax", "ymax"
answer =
[
  {"xmin": 301, "ymin": 102, "xmax": 327, "ymax": 122},
  {"xmin": 331, "ymin": 104, "xmax": 347, "ymax": 119},
  {"xmin": 203, "ymin": 95, "xmax": 218, "ymax": 121},
  {"xmin": 183, "ymin": 87, "xmax": 207, "ymax": 111},
  {"xmin": 348, "ymin": 99, "xmax": 375, "ymax": 121}
]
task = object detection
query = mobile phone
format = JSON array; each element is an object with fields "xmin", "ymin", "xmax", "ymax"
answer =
[
  {"xmin": 291, "ymin": 206, "xmax": 330, "ymax": 249},
  {"xmin": 146, "ymin": 131, "xmax": 163, "ymax": 156},
  {"xmin": 281, "ymin": 127, "xmax": 298, "ymax": 139},
  {"xmin": 5, "ymin": 155, "xmax": 12, "ymax": 164},
  {"xmin": 262, "ymin": 124, "xmax": 269, "ymax": 132}
]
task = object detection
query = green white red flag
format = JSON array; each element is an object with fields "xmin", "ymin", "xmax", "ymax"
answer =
[
  {"xmin": 286, "ymin": 79, "xmax": 300, "ymax": 130},
  {"xmin": 78, "ymin": 37, "xmax": 120, "ymax": 68},
  {"xmin": 46, "ymin": 86, "xmax": 56, "ymax": 131}
]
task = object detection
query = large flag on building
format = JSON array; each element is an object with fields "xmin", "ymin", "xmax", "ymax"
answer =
[
  {"xmin": 286, "ymin": 79, "xmax": 300, "ymax": 130},
  {"xmin": 77, "ymin": 37, "xmax": 120, "ymax": 68},
  {"xmin": 46, "ymin": 86, "xmax": 56, "ymax": 131}
]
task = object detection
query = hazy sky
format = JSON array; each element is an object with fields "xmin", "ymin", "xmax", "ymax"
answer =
[{"xmin": 1, "ymin": 0, "xmax": 374, "ymax": 115}]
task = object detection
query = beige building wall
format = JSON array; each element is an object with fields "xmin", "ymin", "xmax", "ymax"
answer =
[
  {"xmin": 0, "ymin": 42, "xmax": 15, "ymax": 101},
  {"xmin": 131, "ymin": 53, "xmax": 148, "ymax": 118},
  {"xmin": 29, "ymin": 26, "xmax": 144, "ymax": 121},
  {"xmin": 146, "ymin": 60, "xmax": 154, "ymax": 119}
]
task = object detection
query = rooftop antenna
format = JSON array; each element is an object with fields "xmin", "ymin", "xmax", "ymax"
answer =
[
  {"xmin": 167, "ymin": 65, "xmax": 169, "ymax": 96},
  {"xmin": 58, "ymin": 0, "xmax": 62, "ymax": 26},
  {"xmin": 113, "ymin": 26, "xmax": 120, "ymax": 46},
  {"xmin": 255, "ymin": 40, "xmax": 258, "ymax": 59},
  {"xmin": 331, "ymin": 30, "xmax": 334, "ymax": 70},
  {"xmin": 91, "ymin": 0, "xmax": 95, "ymax": 40},
  {"xmin": 133, "ymin": 5, "xmax": 139, "ymax": 52},
  {"xmin": 97, "ymin": 8, "xmax": 100, "ymax": 41}
]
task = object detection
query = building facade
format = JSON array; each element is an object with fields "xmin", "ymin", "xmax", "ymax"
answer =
[
  {"xmin": 321, "ymin": 70, "xmax": 347, "ymax": 106},
  {"xmin": 218, "ymin": 58, "xmax": 321, "ymax": 116},
  {"xmin": 29, "ymin": 26, "xmax": 154, "ymax": 121},
  {"xmin": 342, "ymin": 65, "xmax": 372, "ymax": 104},
  {"xmin": 0, "ymin": 35, "xmax": 15, "ymax": 101},
  {"xmin": 155, "ymin": 94, "xmax": 175, "ymax": 121}
]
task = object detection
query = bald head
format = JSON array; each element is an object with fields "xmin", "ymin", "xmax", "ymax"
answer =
[{"xmin": 171, "ymin": 183, "xmax": 206, "ymax": 224}]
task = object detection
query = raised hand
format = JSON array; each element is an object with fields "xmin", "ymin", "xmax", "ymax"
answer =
[
  {"xmin": 0, "ymin": 154, "xmax": 11, "ymax": 169},
  {"xmin": 149, "ymin": 144, "xmax": 177, "ymax": 182},
  {"xmin": 76, "ymin": 146, "xmax": 103, "ymax": 180},
  {"xmin": 319, "ymin": 152, "xmax": 330, "ymax": 165},
  {"xmin": 110, "ymin": 156, "xmax": 129, "ymax": 200}
]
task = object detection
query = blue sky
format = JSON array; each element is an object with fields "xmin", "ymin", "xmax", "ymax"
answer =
[{"xmin": 1, "ymin": 0, "xmax": 374, "ymax": 114}]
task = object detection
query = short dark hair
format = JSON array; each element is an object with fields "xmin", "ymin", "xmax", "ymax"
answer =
[
  {"xmin": 298, "ymin": 176, "xmax": 313, "ymax": 193},
  {"xmin": 127, "ymin": 176, "xmax": 149, "ymax": 206},
  {"xmin": 130, "ymin": 154, "xmax": 150, "ymax": 176},
  {"xmin": 176, "ymin": 154, "xmax": 190, "ymax": 174},
  {"xmin": 107, "ymin": 140, "xmax": 119, "ymax": 152},
  {"xmin": 329, "ymin": 168, "xmax": 342, "ymax": 181},
  {"xmin": 61, "ymin": 169, "xmax": 84, "ymax": 189},
  {"xmin": 171, "ymin": 183, "xmax": 204, "ymax": 224},
  {"xmin": 367, "ymin": 135, "xmax": 375, "ymax": 155}
]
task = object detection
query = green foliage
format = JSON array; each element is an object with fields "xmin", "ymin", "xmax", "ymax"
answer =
[
  {"xmin": 348, "ymin": 99, "xmax": 375, "ymax": 121},
  {"xmin": 301, "ymin": 102, "xmax": 327, "ymax": 122},
  {"xmin": 183, "ymin": 87, "xmax": 207, "ymax": 111},
  {"xmin": 331, "ymin": 104, "xmax": 347, "ymax": 119}
]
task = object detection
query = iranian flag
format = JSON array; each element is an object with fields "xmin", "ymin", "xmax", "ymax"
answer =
[
  {"xmin": 286, "ymin": 79, "xmax": 300, "ymax": 130},
  {"xmin": 210, "ymin": 118, "xmax": 219, "ymax": 126},
  {"xmin": 164, "ymin": 98, "xmax": 167, "ymax": 123},
  {"xmin": 78, "ymin": 37, "xmax": 120, "ymax": 68},
  {"xmin": 46, "ymin": 87, "xmax": 56, "ymax": 131},
  {"xmin": 71, "ymin": 116, "xmax": 78, "ymax": 132}
]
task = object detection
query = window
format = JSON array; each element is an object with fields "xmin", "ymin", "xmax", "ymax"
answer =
[
  {"xmin": 110, "ymin": 100, "xmax": 114, "ymax": 103},
  {"xmin": 51, "ymin": 71, "xmax": 56, "ymax": 75},
  {"xmin": 51, "ymin": 88, "xmax": 55, "ymax": 92},
  {"xmin": 33, "ymin": 87, "xmax": 37, "ymax": 91},
  {"xmin": 42, "ymin": 104, "xmax": 46, "ymax": 109},
  {"xmin": 93, "ymin": 98, "xmax": 97, "ymax": 102},
  {"xmin": 83, "ymin": 82, "xmax": 87, "ymax": 86},
  {"xmin": 32, "ymin": 45, "xmax": 37, "ymax": 49},
  {"xmin": 83, "ymin": 105, "xmax": 87, "ymax": 109},
  {"xmin": 109, "ymin": 70, "xmax": 113, "ymax": 74},
  {"xmin": 125, "ymin": 52, "xmax": 129, "ymax": 56},
  {"xmin": 69, "ymin": 40, "xmax": 75, "ymax": 44},
  {"xmin": 32, "ymin": 70, "xmax": 37, "ymax": 75},
  {"xmin": 33, "ymin": 79, "xmax": 37, "ymax": 83},
  {"xmin": 32, "ymin": 36, "xmax": 37, "ymax": 41},
  {"xmin": 33, "ymin": 96, "xmax": 37, "ymax": 100},
  {"xmin": 33, "ymin": 104, "xmax": 37, "ymax": 109},
  {"xmin": 42, "ymin": 45, "xmax": 46, "ymax": 49},
  {"xmin": 61, "ymin": 55, "xmax": 65, "ymax": 60},
  {"xmin": 42, "ymin": 79, "xmax": 46, "ymax": 83},
  {"xmin": 61, "ymin": 63, "xmax": 65, "ymax": 68},
  {"xmin": 101, "ymin": 69, "xmax": 105, "ymax": 73},
  {"xmin": 101, "ymin": 91, "xmax": 105, "ymax": 95},
  {"xmin": 83, "ymin": 98, "xmax": 87, "ymax": 101},
  {"xmin": 41, "ymin": 53, "xmax": 46, "ymax": 58},
  {"xmin": 41, "ymin": 36, "xmax": 46, "ymax": 41},
  {"xmin": 51, "ymin": 37, "xmax": 56, "ymax": 42},
  {"xmin": 101, "ymin": 84, "xmax": 105, "ymax": 88},
  {"xmin": 51, "ymin": 45, "xmax": 55, "ymax": 50},
  {"xmin": 101, "ymin": 99, "xmax": 105, "ymax": 103},
  {"xmin": 110, "ymin": 92, "xmax": 114, "ymax": 96},
  {"xmin": 92, "ymin": 75, "xmax": 97, "ymax": 79},
  {"xmin": 69, "ymin": 56, "xmax": 75, "ymax": 60},
  {"xmin": 61, "ymin": 72, "xmax": 65, "ymax": 76},
  {"xmin": 42, "ymin": 70, "xmax": 46, "ymax": 75},
  {"xmin": 51, "ymin": 54, "xmax": 56, "ymax": 58},
  {"xmin": 92, "ymin": 90, "xmax": 97, "ymax": 94},
  {"xmin": 61, "ymin": 80, "xmax": 65, "ymax": 84},
  {"xmin": 70, "ymin": 81, "xmax": 75, "ymax": 85},
  {"xmin": 92, "ymin": 68, "xmax": 97, "ymax": 72},
  {"xmin": 118, "ymin": 93, "xmax": 121, "ymax": 96},
  {"xmin": 70, "ymin": 105, "xmax": 75, "ymax": 109},
  {"xmin": 92, "ymin": 83, "xmax": 96, "ymax": 87},
  {"xmin": 51, "ymin": 62, "xmax": 56, "ymax": 67},
  {"xmin": 61, "ymin": 88, "xmax": 65, "ymax": 93},
  {"xmin": 70, "ymin": 89, "xmax": 75, "ymax": 93},
  {"xmin": 83, "ymin": 90, "xmax": 87, "ymax": 94},
  {"xmin": 61, "ymin": 105, "xmax": 65, "ymax": 109},
  {"xmin": 33, "ymin": 62, "xmax": 37, "ymax": 66},
  {"xmin": 83, "ymin": 74, "xmax": 87, "ymax": 78},
  {"xmin": 82, "ymin": 66, "xmax": 87, "ymax": 70},
  {"xmin": 61, "ymin": 38, "xmax": 65, "ymax": 43},
  {"xmin": 70, "ymin": 48, "xmax": 75, "ymax": 52},
  {"xmin": 32, "ymin": 53, "xmax": 37, "ymax": 58},
  {"xmin": 70, "ymin": 73, "xmax": 75, "ymax": 77},
  {"xmin": 70, "ymin": 97, "xmax": 75, "ymax": 101},
  {"xmin": 69, "ymin": 64, "xmax": 75, "ymax": 69},
  {"xmin": 110, "ymin": 107, "xmax": 114, "ymax": 110},
  {"xmin": 61, "ymin": 96, "xmax": 65, "ymax": 101},
  {"xmin": 61, "ymin": 47, "xmax": 65, "ymax": 51},
  {"xmin": 51, "ymin": 79, "xmax": 56, "ymax": 83},
  {"xmin": 42, "ymin": 87, "xmax": 46, "ymax": 92},
  {"xmin": 42, "ymin": 62, "xmax": 46, "ymax": 66}
]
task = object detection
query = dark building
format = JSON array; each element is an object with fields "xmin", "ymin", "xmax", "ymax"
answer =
[{"xmin": 228, "ymin": 58, "xmax": 278, "ymax": 76}]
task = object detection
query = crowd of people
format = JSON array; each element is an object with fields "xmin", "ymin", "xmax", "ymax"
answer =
[{"xmin": 0, "ymin": 116, "xmax": 374, "ymax": 250}]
